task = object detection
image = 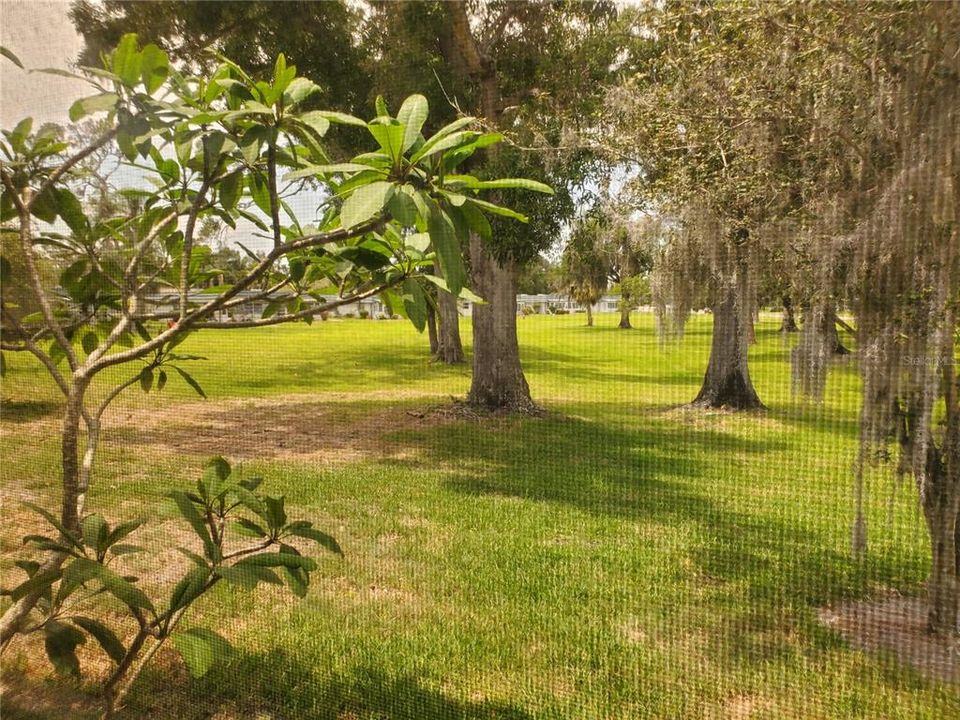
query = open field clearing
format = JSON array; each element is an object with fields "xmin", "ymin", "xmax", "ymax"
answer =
[{"xmin": 2, "ymin": 313, "xmax": 955, "ymax": 719}]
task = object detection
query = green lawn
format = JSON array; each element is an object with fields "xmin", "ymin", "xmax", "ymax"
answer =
[{"xmin": 1, "ymin": 312, "xmax": 956, "ymax": 719}]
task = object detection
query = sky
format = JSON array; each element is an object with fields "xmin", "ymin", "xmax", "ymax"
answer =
[{"xmin": 1, "ymin": 1, "xmax": 87, "ymax": 128}]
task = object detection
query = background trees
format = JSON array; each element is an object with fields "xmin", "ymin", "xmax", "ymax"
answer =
[
  {"xmin": 611, "ymin": 0, "xmax": 960, "ymax": 634},
  {"xmin": 559, "ymin": 214, "xmax": 607, "ymax": 327}
]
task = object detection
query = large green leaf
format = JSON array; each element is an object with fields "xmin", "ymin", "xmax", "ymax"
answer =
[
  {"xmin": 68, "ymin": 93, "xmax": 119, "ymax": 123},
  {"xmin": 30, "ymin": 188, "xmax": 58, "ymax": 223},
  {"xmin": 54, "ymin": 188, "xmax": 88, "ymax": 234},
  {"xmin": 416, "ymin": 117, "xmax": 476, "ymax": 159},
  {"xmin": 219, "ymin": 171, "xmax": 242, "ymax": 211},
  {"xmin": 8, "ymin": 568, "xmax": 61, "ymax": 602},
  {"xmin": 247, "ymin": 172, "xmax": 272, "ymax": 215},
  {"xmin": 297, "ymin": 111, "xmax": 331, "ymax": 137},
  {"xmin": 80, "ymin": 514, "xmax": 108, "ymax": 555},
  {"xmin": 426, "ymin": 200, "xmax": 466, "ymax": 296},
  {"xmin": 401, "ymin": 279, "xmax": 428, "ymax": 334},
  {"xmin": 172, "ymin": 366, "xmax": 207, "ymax": 398},
  {"xmin": 168, "ymin": 565, "xmax": 211, "ymax": 614},
  {"xmin": 422, "ymin": 275, "xmax": 486, "ymax": 304},
  {"xmin": 172, "ymin": 627, "xmax": 234, "ymax": 678},
  {"xmin": 112, "ymin": 33, "xmax": 141, "ymax": 87},
  {"xmin": 168, "ymin": 491, "xmax": 216, "ymax": 559},
  {"xmin": 283, "ymin": 77, "xmax": 320, "ymax": 106},
  {"xmin": 139, "ymin": 43, "xmax": 168, "ymax": 93},
  {"xmin": 465, "ymin": 198, "xmax": 528, "ymax": 223},
  {"xmin": 314, "ymin": 110, "xmax": 366, "ymax": 127},
  {"xmin": 446, "ymin": 176, "xmax": 554, "ymax": 194},
  {"xmin": 386, "ymin": 188, "xmax": 418, "ymax": 226},
  {"xmin": 396, "ymin": 94, "xmax": 428, "ymax": 152},
  {"xmin": 9, "ymin": 117, "xmax": 32, "ymax": 153},
  {"xmin": 284, "ymin": 523, "xmax": 343, "ymax": 555},
  {"xmin": 412, "ymin": 130, "xmax": 478, "ymax": 163},
  {"xmin": 218, "ymin": 564, "xmax": 281, "ymax": 590},
  {"xmin": 105, "ymin": 520, "xmax": 142, "ymax": 549},
  {"xmin": 340, "ymin": 181, "xmax": 393, "ymax": 230},
  {"xmin": 367, "ymin": 123, "xmax": 405, "ymax": 162},
  {"xmin": 23, "ymin": 501, "xmax": 82, "ymax": 550},
  {"xmin": 283, "ymin": 162, "xmax": 376, "ymax": 181}
]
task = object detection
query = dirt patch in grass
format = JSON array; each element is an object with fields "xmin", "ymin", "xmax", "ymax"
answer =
[
  {"xmin": 818, "ymin": 594, "xmax": 959, "ymax": 683},
  {"xmin": 0, "ymin": 665, "xmax": 100, "ymax": 720},
  {"xmin": 109, "ymin": 392, "xmax": 464, "ymax": 463}
]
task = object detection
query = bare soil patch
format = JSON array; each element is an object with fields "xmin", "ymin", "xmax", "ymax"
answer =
[
  {"xmin": 0, "ymin": 666, "xmax": 100, "ymax": 720},
  {"xmin": 818, "ymin": 594, "xmax": 959, "ymax": 683},
  {"xmin": 109, "ymin": 392, "xmax": 462, "ymax": 463}
]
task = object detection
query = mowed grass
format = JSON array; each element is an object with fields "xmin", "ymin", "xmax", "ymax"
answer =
[{"xmin": 1, "ymin": 312, "xmax": 956, "ymax": 719}]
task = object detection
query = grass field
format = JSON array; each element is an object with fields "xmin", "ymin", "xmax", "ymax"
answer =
[{"xmin": 1, "ymin": 312, "xmax": 956, "ymax": 719}]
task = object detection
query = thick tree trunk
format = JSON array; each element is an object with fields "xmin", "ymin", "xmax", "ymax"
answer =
[
  {"xmin": 780, "ymin": 295, "xmax": 799, "ymax": 332},
  {"xmin": 823, "ymin": 304, "xmax": 850, "ymax": 355},
  {"xmin": 692, "ymin": 232, "xmax": 762, "ymax": 410},
  {"xmin": 467, "ymin": 235, "xmax": 537, "ymax": 412},
  {"xmin": 436, "ymin": 285, "xmax": 465, "ymax": 365},
  {"xmin": 586, "ymin": 304, "xmax": 594, "ymax": 327},
  {"xmin": 619, "ymin": 303, "xmax": 632, "ymax": 329},
  {"xmin": 922, "ymin": 440, "xmax": 960, "ymax": 634},
  {"xmin": 925, "ymin": 494, "xmax": 959, "ymax": 634},
  {"xmin": 446, "ymin": 4, "xmax": 535, "ymax": 412},
  {"xmin": 426, "ymin": 303, "xmax": 439, "ymax": 355},
  {"xmin": 923, "ymin": 346, "xmax": 960, "ymax": 635}
]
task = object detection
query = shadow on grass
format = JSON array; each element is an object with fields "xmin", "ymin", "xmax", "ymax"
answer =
[
  {"xmin": 125, "ymin": 654, "xmax": 531, "ymax": 720},
  {"xmin": 0, "ymin": 399, "xmax": 60, "ymax": 423},
  {"xmin": 409, "ymin": 410, "xmax": 922, "ymax": 663}
]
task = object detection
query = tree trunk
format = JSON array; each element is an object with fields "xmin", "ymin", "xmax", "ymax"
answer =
[
  {"xmin": 923, "ymin": 339, "xmax": 960, "ymax": 635},
  {"xmin": 618, "ymin": 302, "xmax": 632, "ymax": 329},
  {"xmin": 586, "ymin": 304, "xmax": 594, "ymax": 327},
  {"xmin": 922, "ymin": 440, "xmax": 960, "ymax": 634},
  {"xmin": 445, "ymin": 4, "xmax": 535, "ymax": 412},
  {"xmin": 692, "ymin": 231, "xmax": 762, "ymax": 410},
  {"xmin": 467, "ymin": 235, "xmax": 537, "ymax": 412},
  {"xmin": 426, "ymin": 303, "xmax": 439, "ymax": 355},
  {"xmin": 780, "ymin": 295, "xmax": 799, "ymax": 332},
  {"xmin": 924, "ymin": 492, "xmax": 959, "ymax": 634},
  {"xmin": 435, "ymin": 282, "xmax": 464, "ymax": 364},
  {"xmin": 823, "ymin": 303, "xmax": 850, "ymax": 355},
  {"xmin": 1, "ymin": 383, "xmax": 87, "ymax": 647}
]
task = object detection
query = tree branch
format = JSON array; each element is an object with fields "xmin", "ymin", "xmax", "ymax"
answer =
[
  {"xmin": 33, "ymin": 126, "xmax": 120, "ymax": 207},
  {"xmin": 89, "ymin": 215, "xmax": 387, "ymax": 372}
]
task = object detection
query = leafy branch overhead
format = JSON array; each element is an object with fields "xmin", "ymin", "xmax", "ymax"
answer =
[
  {"xmin": 0, "ymin": 33, "xmax": 553, "ymax": 714},
  {"xmin": 2, "ymin": 34, "xmax": 552, "ymax": 363}
]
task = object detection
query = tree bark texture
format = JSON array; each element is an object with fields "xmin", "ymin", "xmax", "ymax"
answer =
[
  {"xmin": 586, "ymin": 304, "xmax": 594, "ymax": 327},
  {"xmin": 466, "ymin": 234, "xmax": 537, "ymax": 412},
  {"xmin": 436, "ymin": 287, "xmax": 465, "ymax": 364},
  {"xmin": 692, "ymin": 231, "xmax": 762, "ymax": 409},
  {"xmin": 780, "ymin": 295, "xmax": 799, "ymax": 332},
  {"xmin": 426, "ymin": 302, "xmax": 439, "ymax": 355},
  {"xmin": 447, "ymin": 3, "xmax": 536, "ymax": 411}
]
